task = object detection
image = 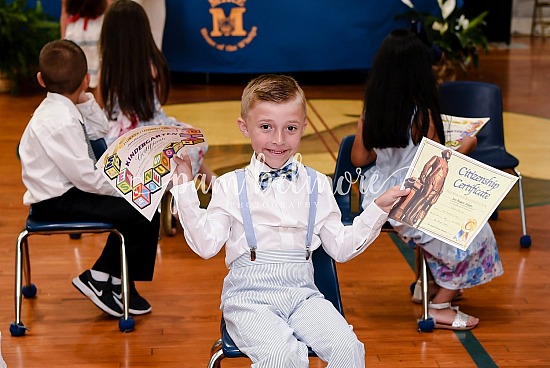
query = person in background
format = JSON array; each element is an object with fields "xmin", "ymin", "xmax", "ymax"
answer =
[
  {"xmin": 19, "ymin": 39, "xmax": 160, "ymax": 318},
  {"xmin": 61, "ymin": 0, "xmax": 108, "ymax": 100},
  {"xmin": 351, "ymin": 29, "xmax": 503, "ymax": 330},
  {"xmin": 61, "ymin": 0, "xmax": 164, "ymax": 49},
  {"xmin": 132, "ymin": 0, "xmax": 166, "ymax": 50},
  {"xmin": 99, "ymin": 0, "xmax": 215, "ymax": 185}
]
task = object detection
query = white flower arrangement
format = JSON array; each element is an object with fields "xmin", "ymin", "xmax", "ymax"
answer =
[{"xmin": 399, "ymin": 0, "xmax": 489, "ymax": 76}]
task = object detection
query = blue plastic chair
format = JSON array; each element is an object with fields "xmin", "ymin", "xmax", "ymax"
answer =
[
  {"xmin": 439, "ymin": 81, "xmax": 531, "ymax": 248},
  {"xmin": 332, "ymin": 135, "xmax": 369, "ymax": 225},
  {"xmin": 10, "ymin": 139, "xmax": 135, "ymax": 336},
  {"xmin": 207, "ymin": 247, "xmax": 344, "ymax": 368},
  {"xmin": 332, "ymin": 135, "xmax": 394, "ymax": 232}
]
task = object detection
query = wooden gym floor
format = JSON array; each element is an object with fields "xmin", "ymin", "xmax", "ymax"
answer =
[{"xmin": 0, "ymin": 35, "xmax": 549, "ymax": 367}]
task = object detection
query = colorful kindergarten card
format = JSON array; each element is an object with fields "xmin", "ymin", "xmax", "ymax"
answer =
[
  {"xmin": 96, "ymin": 126, "xmax": 207, "ymax": 220},
  {"xmin": 442, "ymin": 114, "xmax": 490, "ymax": 150},
  {"xmin": 389, "ymin": 138, "xmax": 517, "ymax": 250}
]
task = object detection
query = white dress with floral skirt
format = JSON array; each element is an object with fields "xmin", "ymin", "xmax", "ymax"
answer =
[{"xmin": 359, "ymin": 137, "xmax": 503, "ymax": 290}]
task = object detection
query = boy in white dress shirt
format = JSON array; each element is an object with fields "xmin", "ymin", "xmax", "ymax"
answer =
[
  {"xmin": 19, "ymin": 39, "xmax": 159, "ymax": 318},
  {"xmin": 170, "ymin": 74, "xmax": 409, "ymax": 367}
]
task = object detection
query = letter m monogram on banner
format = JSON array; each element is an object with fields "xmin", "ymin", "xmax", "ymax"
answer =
[{"xmin": 202, "ymin": 0, "xmax": 257, "ymax": 52}]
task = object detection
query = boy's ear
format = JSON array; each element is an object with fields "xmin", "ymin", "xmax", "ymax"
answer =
[
  {"xmin": 36, "ymin": 72, "xmax": 46, "ymax": 88},
  {"xmin": 237, "ymin": 117, "xmax": 250, "ymax": 138},
  {"xmin": 301, "ymin": 117, "xmax": 308, "ymax": 134},
  {"xmin": 80, "ymin": 73, "xmax": 90, "ymax": 91}
]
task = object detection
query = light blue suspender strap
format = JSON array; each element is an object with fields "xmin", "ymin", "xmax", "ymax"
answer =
[
  {"xmin": 305, "ymin": 166, "xmax": 318, "ymax": 260},
  {"xmin": 235, "ymin": 169, "xmax": 258, "ymax": 261},
  {"xmin": 235, "ymin": 166, "xmax": 319, "ymax": 261}
]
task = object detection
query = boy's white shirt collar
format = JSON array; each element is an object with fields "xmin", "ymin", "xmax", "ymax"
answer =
[{"xmin": 249, "ymin": 153, "xmax": 298, "ymax": 178}]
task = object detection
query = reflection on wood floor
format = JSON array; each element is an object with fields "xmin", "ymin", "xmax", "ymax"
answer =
[{"xmin": 0, "ymin": 36, "xmax": 549, "ymax": 367}]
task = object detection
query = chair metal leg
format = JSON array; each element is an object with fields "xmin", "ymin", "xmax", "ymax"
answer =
[
  {"xmin": 514, "ymin": 170, "xmax": 532, "ymax": 248},
  {"xmin": 11, "ymin": 225, "xmax": 134, "ymax": 334},
  {"xmin": 21, "ymin": 236, "xmax": 37, "ymax": 298},
  {"xmin": 210, "ymin": 339, "xmax": 222, "ymax": 356},
  {"xmin": 14, "ymin": 231, "xmax": 25, "ymax": 325},
  {"xmin": 22, "ymin": 237, "xmax": 31, "ymax": 290},
  {"xmin": 417, "ymin": 248, "xmax": 435, "ymax": 332},
  {"xmin": 207, "ymin": 348, "xmax": 224, "ymax": 368},
  {"xmin": 420, "ymin": 251, "xmax": 430, "ymax": 321},
  {"xmin": 11, "ymin": 231, "xmax": 30, "ymax": 336},
  {"xmin": 115, "ymin": 230, "xmax": 135, "ymax": 332}
]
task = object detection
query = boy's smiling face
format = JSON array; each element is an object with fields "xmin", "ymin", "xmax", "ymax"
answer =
[{"xmin": 237, "ymin": 96, "xmax": 307, "ymax": 169}]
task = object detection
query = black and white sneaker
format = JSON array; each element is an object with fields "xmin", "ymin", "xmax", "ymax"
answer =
[
  {"xmin": 112, "ymin": 282, "xmax": 152, "ymax": 315},
  {"xmin": 72, "ymin": 270, "xmax": 123, "ymax": 318}
]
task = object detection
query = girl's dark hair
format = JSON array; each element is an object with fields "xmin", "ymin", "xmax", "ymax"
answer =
[
  {"xmin": 362, "ymin": 29, "xmax": 444, "ymax": 149},
  {"xmin": 100, "ymin": 0, "xmax": 170, "ymax": 122},
  {"xmin": 66, "ymin": 0, "xmax": 107, "ymax": 18}
]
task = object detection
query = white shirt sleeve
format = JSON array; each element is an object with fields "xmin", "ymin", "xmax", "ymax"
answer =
[
  {"xmin": 43, "ymin": 118, "xmax": 119, "ymax": 196},
  {"xmin": 170, "ymin": 179, "xmax": 233, "ymax": 260},
  {"xmin": 76, "ymin": 92, "xmax": 109, "ymax": 139},
  {"xmin": 315, "ymin": 173, "xmax": 389, "ymax": 262}
]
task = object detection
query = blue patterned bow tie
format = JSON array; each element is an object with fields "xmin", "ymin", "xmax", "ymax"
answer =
[{"xmin": 258, "ymin": 163, "xmax": 299, "ymax": 190}]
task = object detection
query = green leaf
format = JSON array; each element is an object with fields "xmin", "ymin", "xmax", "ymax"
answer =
[{"xmin": 467, "ymin": 11, "xmax": 489, "ymax": 30}]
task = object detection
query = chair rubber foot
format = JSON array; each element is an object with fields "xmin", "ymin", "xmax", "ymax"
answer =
[
  {"xmin": 417, "ymin": 317, "xmax": 435, "ymax": 332},
  {"xmin": 10, "ymin": 322, "xmax": 28, "ymax": 336},
  {"xmin": 520, "ymin": 235, "xmax": 532, "ymax": 248},
  {"xmin": 22, "ymin": 283, "xmax": 37, "ymax": 298},
  {"xmin": 119, "ymin": 317, "xmax": 135, "ymax": 332}
]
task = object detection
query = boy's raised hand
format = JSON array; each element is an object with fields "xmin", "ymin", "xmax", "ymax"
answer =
[
  {"xmin": 172, "ymin": 154, "xmax": 193, "ymax": 186},
  {"xmin": 374, "ymin": 186, "xmax": 411, "ymax": 213}
]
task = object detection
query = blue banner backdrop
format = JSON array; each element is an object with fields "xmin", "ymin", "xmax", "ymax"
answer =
[{"xmin": 41, "ymin": 0, "xmax": 440, "ymax": 74}]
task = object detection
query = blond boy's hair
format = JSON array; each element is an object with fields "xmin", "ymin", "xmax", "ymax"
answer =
[{"xmin": 240, "ymin": 74, "xmax": 306, "ymax": 118}]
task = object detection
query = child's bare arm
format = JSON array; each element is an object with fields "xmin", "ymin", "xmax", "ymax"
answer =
[{"xmin": 374, "ymin": 185, "xmax": 411, "ymax": 213}]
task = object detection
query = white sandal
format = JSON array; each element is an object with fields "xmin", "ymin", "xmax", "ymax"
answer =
[{"xmin": 428, "ymin": 302, "xmax": 478, "ymax": 331}]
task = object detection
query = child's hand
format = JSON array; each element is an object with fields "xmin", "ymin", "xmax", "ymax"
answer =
[
  {"xmin": 77, "ymin": 91, "xmax": 90, "ymax": 104},
  {"xmin": 457, "ymin": 135, "xmax": 478, "ymax": 155},
  {"xmin": 172, "ymin": 154, "xmax": 193, "ymax": 186},
  {"xmin": 374, "ymin": 185, "xmax": 411, "ymax": 213}
]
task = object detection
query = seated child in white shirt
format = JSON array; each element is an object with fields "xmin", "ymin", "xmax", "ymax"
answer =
[
  {"xmin": 170, "ymin": 74, "xmax": 410, "ymax": 367},
  {"xmin": 19, "ymin": 39, "xmax": 159, "ymax": 318}
]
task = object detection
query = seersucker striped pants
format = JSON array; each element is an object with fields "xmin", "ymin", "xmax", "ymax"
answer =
[{"xmin": 221, "ymin": 249, "xmax": 365, "ymax": 367}]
